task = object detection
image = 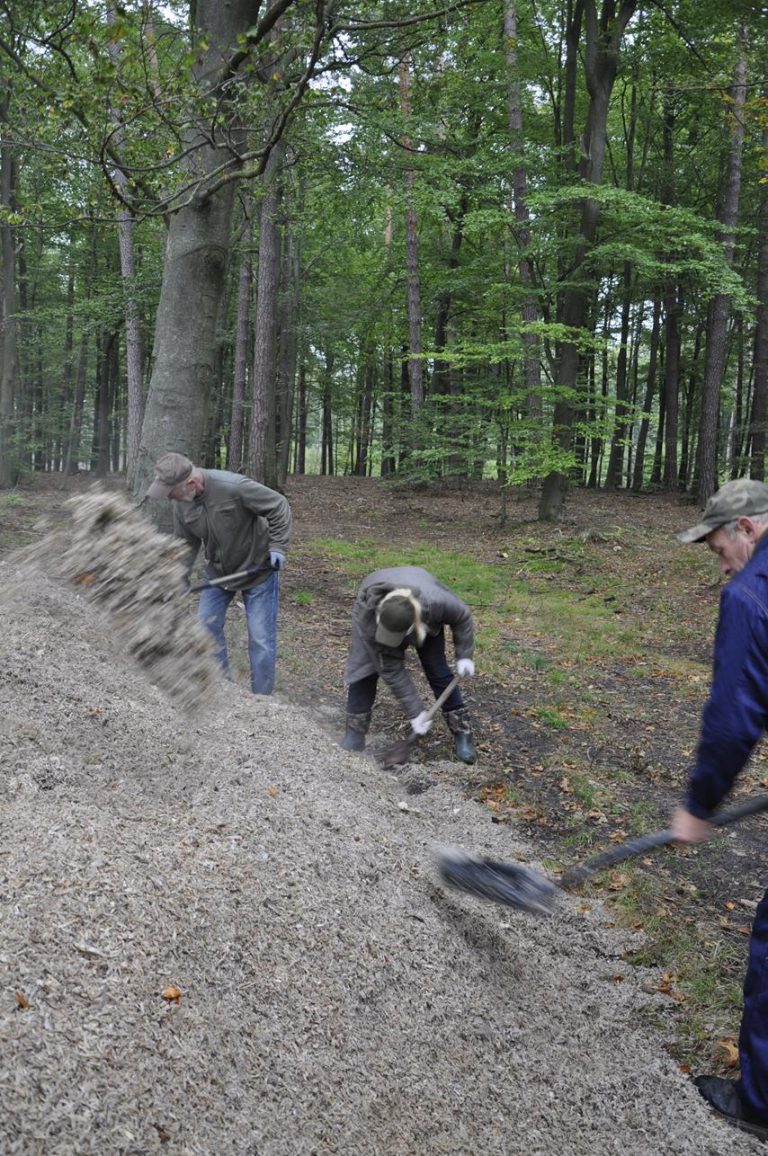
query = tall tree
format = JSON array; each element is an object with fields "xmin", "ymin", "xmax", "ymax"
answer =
[
  {"xmin": 696, "ymin": 26, "xmax": 748, "ymax": 502},
  {"xmin": 539, "ymin": 0, "xmax": 638, "ymax": 520}
]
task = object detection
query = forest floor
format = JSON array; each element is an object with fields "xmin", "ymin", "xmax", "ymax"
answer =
[{"xmin": 1, "ymin": 471, "xmax": 767, "ymax": 1154}]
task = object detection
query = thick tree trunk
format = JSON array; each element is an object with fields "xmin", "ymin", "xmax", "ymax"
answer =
[
  {"xmin": 696, "ymin": 31, "xmax": 747, "ymax": 502},
  {"xmin": 134, "ymin": 0, "xmax": 260, "ymax": 519}
]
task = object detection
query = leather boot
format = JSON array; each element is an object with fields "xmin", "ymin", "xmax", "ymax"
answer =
[
  {"xmin": 340, "ymin": 710, "xmax": 372, "ymax": 752},
  {"xmin": 445, "ymin": 707, "xmax": 476, "ymax": 765}
]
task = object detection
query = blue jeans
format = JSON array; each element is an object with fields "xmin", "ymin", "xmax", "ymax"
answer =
[
  {"xmin": 739, "ymin": 890, "xmax": 768, "ymax": 1119},
  {"xmin": 198, "ymin": 571, "xmax": 279, "ymax": 695}
]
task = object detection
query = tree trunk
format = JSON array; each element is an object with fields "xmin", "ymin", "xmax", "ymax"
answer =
[
  {"xmin": 663, "ymin": 282, "xmax": 681, "ymax": 489},
  {"xmin": 631, "ymin": 296, "xmax": 661, "ymax": 491},
  {"xmin": 750, "ymin": 95, "xmax": 768, "ymax": 479},
  {"xmin": 106, "ymin": 5, "xmax": 145, "ymax": 489},
  {"xmin": 505, "ymin": 0, "xmax": 542, "ymax": 483},
  {"xmin": 604, "ymin": 263, "xmax": 634, "ymax": 489},
  {"xmin": 134, "ymin": 0, "xmax": 261, "ymax": 519},
  {"xmin": 275, "ymin": 221, "xmax": 298, "ymax": 489},
  {"xmin": 0, "ymin": 82, "xmax": 19, "ymax": 488},
  {"xmin": 229, "ymin": 249, "xmax": 252, "ymax": 472},
  {"xmin": 399, "ymin": 53, "xmax": 423, "ymax": 411},
  {"xmin": 539, "ymin": 0, "xmax": 637, "ymax": 519},
  {"xmin": 696, "ymin": 30, "xmax": 747, "ymax": 502},
  {"xmin": 249, "ymin": 141, "xmax": 284, "ymax": 487}
]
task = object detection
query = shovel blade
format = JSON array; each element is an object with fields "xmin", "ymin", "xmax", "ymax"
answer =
[
  {"xmin": 436, "ymin": 849, "xmax": 558, "ymax": 916},
  {"xmin": 373, "ymin": 733, "xmax": 419, "ymax": 768}
]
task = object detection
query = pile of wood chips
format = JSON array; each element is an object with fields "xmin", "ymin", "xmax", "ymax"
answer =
[{"xmin": 9, "ymin": 486, "xmax": 221, "ymax": 713}]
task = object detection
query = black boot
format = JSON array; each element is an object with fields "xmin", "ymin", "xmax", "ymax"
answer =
[
  {"xmin": 340, "ymin": 711, "xmax": 371, "ymax": 753},
  {"xmin": 445, "ymin": 707, "xmax": 477, "ymax": 765},
  {"xmin": 694, "ymin": 1075, "xmax": 768, "ymax": 1140}
]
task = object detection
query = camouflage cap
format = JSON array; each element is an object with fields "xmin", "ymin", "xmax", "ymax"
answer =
[{"xmin": 677, "ymin": 479, "xmax": 768, "ymax": 543}]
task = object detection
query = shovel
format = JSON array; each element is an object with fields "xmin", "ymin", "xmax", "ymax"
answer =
[
  {"xmin": 373, "ymin": 675, "xmax": 461, "ymax": 769},
  {"xmin": 188, "ymin": 564, "xmax": 276, "ymax": 593},
  {"xmin": 437, "ymin": 792, "xmax": 768, "ymax": 916}
]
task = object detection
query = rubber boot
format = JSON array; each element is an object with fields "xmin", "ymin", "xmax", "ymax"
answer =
[
  {"xmin": 445, "ymin": 707, "xmax": 476, "ymax": 765},
  {"xmin": 340, "ymin": 710, "xmax": 372, "ymax": 753}
]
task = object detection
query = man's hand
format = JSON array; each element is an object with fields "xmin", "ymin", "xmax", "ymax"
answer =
[
  {"xmin": 671, "ymin": 806, "xmax": 714, "ymax": 844},
  {"xmin": 410, "ymin": 711, "xmax": 433, "ymax": 736},
  {"xmin": 269, "ymin": 550, "xmax": 286, "ymax": 571},
  {"xmin": 457, "ymin": 658, "xmax": 475, "ymax": 677}
]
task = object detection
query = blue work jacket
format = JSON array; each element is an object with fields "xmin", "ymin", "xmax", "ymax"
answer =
[{"xmin": 687, "ymin": 530, "xmax": 768, "ymax": 818}]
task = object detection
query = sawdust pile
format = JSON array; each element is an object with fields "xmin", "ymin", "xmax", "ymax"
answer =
[
  {"xmin": 3, "ymin": 487, "xmax": 220, "ymax": 713},
  {"xmin": 0, "ymin": 577, "xmax": 759, "ymax": 1153}
]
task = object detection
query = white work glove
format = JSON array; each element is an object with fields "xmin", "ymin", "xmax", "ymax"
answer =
[
  {"xmin": 409, "ymin": 711, "xmax": 433, "ymax": 736},
  {"xmin": 269, "ymin": 550, "xmax": 286, "ymax": 571},
  {"xmin": 457, "ymin": 658, "xmax": 475, "ymax": 677}
]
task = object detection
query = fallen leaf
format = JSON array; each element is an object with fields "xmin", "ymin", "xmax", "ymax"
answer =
[
  {"xmin": 716, "ymin": 1037, "xmax": 739, "ymax": 1068},
  {"xmin": 15, "ymin": 992, "xmax": 29, "ymax": 1009},
  {"xmin": 162, "ymin": 985, "xmax": 182, "ymax": 1003}
]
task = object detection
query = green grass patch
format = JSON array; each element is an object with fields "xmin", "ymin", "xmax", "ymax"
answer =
[{"xmin": 535, "ymin": 706, "xmax": 569, "ymax": 729}]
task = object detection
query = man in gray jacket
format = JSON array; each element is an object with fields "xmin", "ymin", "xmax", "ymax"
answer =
[
  {"xmin": 148, "ymin": 452, "xmax": 292, "ymax": 695},
  {"xmin": 341, "ymin": 566, "xmax": 477, "ymax": 763}
]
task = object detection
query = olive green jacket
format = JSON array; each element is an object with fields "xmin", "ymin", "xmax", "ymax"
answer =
[{"xmin": 173, "ymin": 469, "xmax": 291, "ymax": 590}]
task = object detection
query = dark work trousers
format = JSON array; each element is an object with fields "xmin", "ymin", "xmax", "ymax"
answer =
[
  {"xmin": 739, "ymin": 890, "xmax": 768, "ymax": 1119},
  {"xmin": 346, "ymin": 627, "xmax": 465, "ymax": 715}
]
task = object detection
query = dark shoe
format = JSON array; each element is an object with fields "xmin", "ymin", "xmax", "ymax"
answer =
[
  {"xmin": 694, "ymin": 1075, "xmax": 768, "ymax": 1141},
  {"xmin": 453, "ymin": 731, "xmax": 477, "ymax": 765}
]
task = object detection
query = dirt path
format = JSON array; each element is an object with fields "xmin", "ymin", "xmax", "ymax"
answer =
[{"xmin": 0, "ymin": 475, "xmax": 761, "ymax": 1154}]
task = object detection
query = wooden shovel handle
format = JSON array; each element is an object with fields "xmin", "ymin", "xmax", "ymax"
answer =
[{"xmin": 423, "ymin": 674, "xmax": 461, "ymax": 722}]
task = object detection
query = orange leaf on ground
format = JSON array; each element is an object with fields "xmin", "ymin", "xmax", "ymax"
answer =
[{"xmin": 716, "ymin": 1038, "xmax": 740, "ymax": 1068}]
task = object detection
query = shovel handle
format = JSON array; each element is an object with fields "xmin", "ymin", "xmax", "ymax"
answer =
[
  {"xmin": 423, "ymin": 674, "xmax": 461, "ymax": 722},
  {"xmin": 188, "ymin": 563, "xmax": 276, "ymax": 593},
  {"xmin": 559, "ymin": 792, "xmax": 768, "ymax": 889}
]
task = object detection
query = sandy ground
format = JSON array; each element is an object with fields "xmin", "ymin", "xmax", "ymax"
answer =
[{"xmin": 0, "ymin": 523, "xmax": 760, "ymax": 1153}]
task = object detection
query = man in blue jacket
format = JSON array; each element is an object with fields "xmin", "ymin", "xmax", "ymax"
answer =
[
  {"xmin": 674, "ymin": 478, "xmax": 768, "ymax": 1140},
  {"xmin": 147, "ymin": 452, "xmax": 291, "ymax": 695}
]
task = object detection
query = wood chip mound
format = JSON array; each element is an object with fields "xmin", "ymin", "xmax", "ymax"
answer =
[{"xmin": 4, "ymin": 486, "xmax": 220, "ymax": 713}]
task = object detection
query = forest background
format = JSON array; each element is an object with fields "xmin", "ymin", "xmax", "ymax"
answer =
[{"xmin": 0, "ymin": 0, "xmax": 766, "ymax": 519}]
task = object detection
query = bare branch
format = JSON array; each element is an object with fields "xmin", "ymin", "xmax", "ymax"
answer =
[{"xmin": 332, "ymin": 0, "xmax": 490, "ymax": 34}]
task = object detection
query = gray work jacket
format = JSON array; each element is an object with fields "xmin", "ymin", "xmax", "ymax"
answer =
[{"xmin": 345, "ymin": 566, "xmax": 475, "ymax": 718}]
